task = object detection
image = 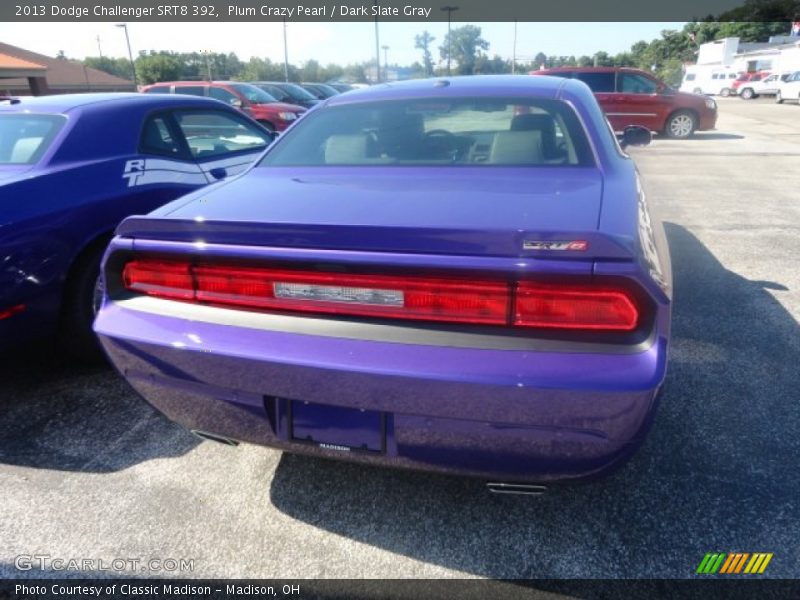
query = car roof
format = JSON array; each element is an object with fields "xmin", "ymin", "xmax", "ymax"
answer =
[
  {"xmin": 0, "ymin": 92, "xmax": 223, "ymax": 114},
  {"xmin": 324, "ymin": 75, "xmax": 571, "ymax": 105},
  {"xmin": 537, "ymin": 66, "xmax": 645, "ymax": 74}
]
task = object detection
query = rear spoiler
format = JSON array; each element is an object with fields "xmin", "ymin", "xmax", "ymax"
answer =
[{"xmin": 116, "ymin": 216, "xmax": 637, "ymax": 261}]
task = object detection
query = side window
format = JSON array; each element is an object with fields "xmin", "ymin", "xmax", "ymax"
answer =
[
  {"xmin": 711, "ymin": 74, "xmax": 719, "ymax": 80},
  {"xmin": 174, "ymin": 86, "xmax": 206, "ymax": 97},
  {"xmin": 574, "ymin": 72, "xmax": 615, "ymax": 93},
  {"xmin": 264, "ymin": 85, "xmax": 290, "ymax": 102},
  {"xmin": 208, "ymin": 86, "xmax": 240, "ymax": 106},
  {"xmin": 618, "ymin": 73, "xmax": 658, "ymax": 94},
  {"xmin": 145, "ymin": 86, "xmax": 170, "ymax": 94},
  {"xmin": 686, "ymin": 74, "xmax": 696, "ymax": 81},
  {"xmin": 173, "ymin": 110, "xmax": 272, "ymax": 159},
  {"xmin": 139, "ymin": 115, "xmax": 185, "ymax": 159}
]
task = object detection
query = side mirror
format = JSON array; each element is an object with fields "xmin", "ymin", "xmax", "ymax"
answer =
[
  {"xmin": 231, "ymin": 98, "xmax": 243, "ymax": 108},
  {"xmin": 620, "ymin": 125, "xmax": 652, "ymax": 149}
]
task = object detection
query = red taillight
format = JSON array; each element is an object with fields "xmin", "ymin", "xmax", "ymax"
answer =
[
  {"xmin": 514, "ymin": 283, "xmax": 638, "ymax": 331},
  {"xmin": 122, "ymin": 261, "xmax": 193, "ymax": 300},
  {"xmin": 120, "ymin": 259, "xmax": 641, "ymax": 332},
  {"xmin": 0, "ymin": 304, "xmax": 25, "ymax": 320}
]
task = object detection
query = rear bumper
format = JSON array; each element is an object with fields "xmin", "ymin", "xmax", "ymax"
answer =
[{"xmin": 95, "ymin": 297, "xmax": 668, "ymax": 483}]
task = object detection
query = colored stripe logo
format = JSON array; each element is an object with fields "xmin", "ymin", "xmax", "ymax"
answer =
[{"xmin": 697, "ymin": 552, "xmax": 773, "ymax": 574}]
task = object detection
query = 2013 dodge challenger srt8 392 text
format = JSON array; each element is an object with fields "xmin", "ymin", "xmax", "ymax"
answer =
[{"xmin": 94, "ymin": 76, "xmax": 672, "ymax": 488}]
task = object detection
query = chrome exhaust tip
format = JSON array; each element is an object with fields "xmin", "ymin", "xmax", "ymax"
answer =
[
  {"xmin": 191, "ymin": 429, "xmax": 239, "ymax": 446},
  {"xmin": 486, "ymin": 482, "xmax": 547, "ymax": 496}
]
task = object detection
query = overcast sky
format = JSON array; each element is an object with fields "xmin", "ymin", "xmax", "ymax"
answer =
[{"xmin": 0, "ymin": 22, "xmax": 685, "ymax": 66}]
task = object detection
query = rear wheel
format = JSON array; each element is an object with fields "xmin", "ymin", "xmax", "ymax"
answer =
[
  {"xmin": 664, "ymin": 110, "xmax": 696, "ymax": 139},
  {"xmin": 740, "ymin": 88, "xmax": 755, "ymax": 100},
  {"xmin": 59, "ymin": 243, "xmax": 106, "ymax": 362},
  {"xmin": 693, "ymin": 87, "xmax": 703, "ymax": 95},
  {"xmin": 720, "ymin": 88, "xmax": 731, "ymax": 97}
]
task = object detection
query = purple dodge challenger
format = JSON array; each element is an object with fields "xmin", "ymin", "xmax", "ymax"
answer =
[{"xmin": 94, "ymin": 76, "xmax": 671, "ymax": 489}]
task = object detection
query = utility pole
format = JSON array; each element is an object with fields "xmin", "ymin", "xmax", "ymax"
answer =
[
  {"xmin": 283, "ymin": 18, "xmax": 290, "ymax": 82},
  {"xmin": 440, "ymin": 5, "xmax": 458, "ymax": 76},
  {"xmin": 373, "ymin": 0, "xmax": 381, "ymax": 83},
  {"xmin": 202, "ymin": 50, "xmax": 212, "ymax": 81},
  {"xmin": 512, "ymin": 21, "xmax": 517, "ymax": 74},
  {"xmin": 96, "ymin": 35, "xmax": 103, "ymax": 59},
  {"xmin": 381, "ymin": 45, "xmax": 389, "ymax": 82},
  {"xmin": 115, "ymin": 23, "xmax": 137, "ymax": 88}
]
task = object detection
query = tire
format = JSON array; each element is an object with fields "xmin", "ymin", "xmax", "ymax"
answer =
[
  {"xmin": 664, "ymin": 110, "xmax": 697, "ymax": 139},
  {"xmin": 776, "ymin": 91, "xmax": 783, "ymax": 104},
  {"xmin": 58, "ymin": 243, "xmax": 106, "ymax": 363},
  {"xmin": 693, "ymin": 87, "xmax": 702, "ymax": 95},
  {"xmin": 740, "ymin": 88, "xmax": 754, "ymax": 100},
  {"xmin": 720, "ymin": 88, "xmax": 731, "ymax": 97}
]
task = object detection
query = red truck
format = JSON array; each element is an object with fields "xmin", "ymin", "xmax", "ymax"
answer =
[
  {"xmin": 142, "ymin": 81, "xmax": 306, "ymax": 133},
  {"xmin": 532, "ymin": 67, "xmax": 718, "ymax": 139}
]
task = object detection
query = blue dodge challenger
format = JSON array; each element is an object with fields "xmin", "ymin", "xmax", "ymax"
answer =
[{"xmin": 0, "ymin": 93, "xmax": 273, "ymax": 357}]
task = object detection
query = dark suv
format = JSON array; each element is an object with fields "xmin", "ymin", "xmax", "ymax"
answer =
[
  {"xmin": 142, "ymin": 81, "xmax": 305, "ymax": 132},
  {"xmin": 532, "ymin": 67, "xmax": 717, "ymax": 139}
]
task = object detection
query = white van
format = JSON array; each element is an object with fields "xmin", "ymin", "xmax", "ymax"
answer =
[{"xmin": 681, "ymin": 66, "xmax": 739, "ymax": 96}]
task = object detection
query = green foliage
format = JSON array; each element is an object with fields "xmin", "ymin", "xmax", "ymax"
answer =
[
  {"xmin": 83, "ymin": 56, "xmax": 132, "ymax": 80},
  {"xmin": 439, "ymin": 25, "xmax": 489, "ymax": 75},
  {"xmin": 414, "ymin": 31, "xmax": 436, "ymax": 76}
]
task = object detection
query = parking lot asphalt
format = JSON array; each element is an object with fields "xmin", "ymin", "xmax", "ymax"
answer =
[{"xmin": 0, "ymin": 97, "xmax": 798, "ymax": 581}]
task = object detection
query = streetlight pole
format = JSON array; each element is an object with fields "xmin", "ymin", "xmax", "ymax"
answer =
[
  {"xmin": 201, "ymin": 50, "xmax": 212, "ymax": 81},
  {"xmin": 381, "ymin": 45, "xmax": 389, "ymax": 82},
  {"xmin": 512, "ymin": 20, "xmax": 517, "ymax": 75},
  {"xmin": 440, "ymin": 5, "xmax": 458, "ymax": 76},
  {"xmin": 96, "ymin": 35, "xmax": 103, "ymax": 59},
  {"xmin": 373, "ymin": 0, "xmax": 381, "ymax": 83},
  {"xmin": 282, "ymin": 18, "xmax": 290, "ymax": 82},
  {"xmin": 115, "ymin": 23, "xmax": 137, "ymax": 88}
]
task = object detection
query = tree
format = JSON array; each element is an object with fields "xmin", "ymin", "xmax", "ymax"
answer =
[
  {"xmin": 474, "ymin": 54, "xmax": 510, "ymax": 74},
  {"xmin": 439, "ymin": 25, "xmax": 489, "ymax": 75},
  {"xmin": 302, "ymin": 59, "xmax": 322, "ymax": 82},
  {"xmin": 135, "ymin": 53, "xmax": 182, "ymax": 84},
  {"xmin": 414, "ymin": 31, "xmax": 436, "ymax": 76},
  {"xmin": 84, "ymin": 56, "xmax": 133, "ymax": 80},
  {"xmin": 533, "ymin": 52, "xmax": 547, "ymax": 69}
]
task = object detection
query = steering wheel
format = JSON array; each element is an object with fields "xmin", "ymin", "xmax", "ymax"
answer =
[
  {"xmin": 423, "ymin": 129, "xmax": 460, "ymax": 160},
  {"xmin": 424, "ymin": 129, "xmax": 455, "ymax": 140}
]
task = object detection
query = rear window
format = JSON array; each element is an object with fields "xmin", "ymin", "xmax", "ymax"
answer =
[
  {"xmin": 0, "ymin": 114, "xmax": 65, "ymax": 165},
  {"xmin": 260, "ymin": 97, "xmax": 594, "ymax": 167},
  {"xmin": 574, "ymin": 72, "xmax": 615, "ymax": 93}
]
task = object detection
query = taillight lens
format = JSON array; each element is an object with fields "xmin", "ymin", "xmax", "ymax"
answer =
[
  {"xmin": 514, "ymin": 283, "xmax": 638, "ymax": 331},
  {"xmin": 120, "ymin": 259, "xmax": 641, "ymax": 332},
  {"xmin": 123, "ymin": 261, "xmax": 193, "ymax": 300}
]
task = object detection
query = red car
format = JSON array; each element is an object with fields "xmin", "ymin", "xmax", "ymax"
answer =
[
  {"xmin": 532, "ymin": 67, "xmax": 717, "ymax": 139},
  {"xmin": 731, "ymin": 71, "xmax": 770, "ymax": 97},
  {"xmin": 142, "ymin": 81, "xmax": 305, "ymax": 132}
]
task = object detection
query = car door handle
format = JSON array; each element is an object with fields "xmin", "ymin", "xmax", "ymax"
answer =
[{"xmin": 209, "ymin": 167, "xmax": 227, "ymax": 180}]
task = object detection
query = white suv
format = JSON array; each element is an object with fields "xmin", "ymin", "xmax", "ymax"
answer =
[
  {"xmin": 776, "ymin": 71, "xmax": 800, "ymax": 104},
  {"xmin": 739, "ymin": 73, "xmax": 790, "ymax": 99}
]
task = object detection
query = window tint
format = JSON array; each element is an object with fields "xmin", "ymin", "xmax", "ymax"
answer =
[
  {"xmin": 257, "ymin": 85, "xmax": 290, "ymax": 102},
  {"xmin": 229, "ymin": 83, "xmax": 277, "ymax": 104},
  {"xmin": 208, "ymin": 86, "xmax": 239, "ymax": 104},
  {"xmin": 174, "ymin": 111, "xmax": 271, "ymax": 159},
  {"xmin": 139, "ymin": 115, "xmax": 184, "ymax": 158},
  {"xmin": 0, "ymin": 115, "xmax": 65, "ymax": 165},
  {"xmin": 174, "ymin": 86, "xmax": 206, "ymax": 96},
  {"xmin": 279, "ymin": 83, "xmax": 317, "ymax": 101},
  {"xmin": 145, "ymin": 86, "xmax": 170, "ymax": 94},
  {"xmin": 618, "ymin": 73, "xmax": 658, "ymax": 94},
  {"xmin": 260, "ymin": 98, "xmax": 594, "ymax": 167},
  {"xmin": 574, "ymin": 72, "xmax": 615, "ymax": 93}
]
